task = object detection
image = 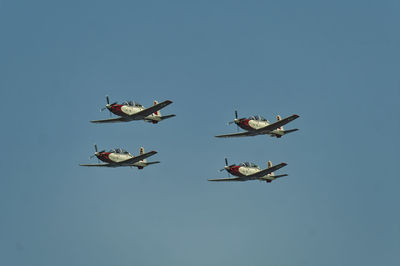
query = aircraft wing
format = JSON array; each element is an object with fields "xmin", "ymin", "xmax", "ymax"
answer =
[
  {"xmin": 254, "ymin": 114, "xmax": 299, "ymax": 133},
  {"xmin": 127, "ymin": 100, "xmax": 173, "ymax": 120},
  {"xmin": 90, "ymin": 117, "xmax": 130, "ymax": 123},
  {"xmin": 247, "ymin": 163, "xmax": 287, "ymax": 178},
  {"xmin": 79, "ymin": 163, "xmax": 113, "ymax": 167},
  {"xmin": 120, "ymin": 151, "xmax": 158, "ymax": 165},
  {"xmin": 208, "ymin": 177, "xmax": 247, "ymax": 182},
  {"xmin": 215, "ymin": 131, "xmax": 258, "ymax": 138}
]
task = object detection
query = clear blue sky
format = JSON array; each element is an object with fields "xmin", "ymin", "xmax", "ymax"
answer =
[{"xmin": 1, "ymin": 1, "xmax": 399, "ymax": 265}]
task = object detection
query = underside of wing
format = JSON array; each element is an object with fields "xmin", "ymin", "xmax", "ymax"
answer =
[
  {"xmin": 215, "ymin": 131, "xmax": 257, "ymax": 138},
  {"xmin": 208, "ymin": 177, "xmax": 247, "ymax": 182},
  {"xmin": 90, "ymin": 117, "xmax": 129, "ymax": 123},
  {"xmin": 120, "ymin": 151, "xmax": 158, "ymax": 165},
  {"xmin": 255, "ymin": 114, "xmax": 299, "ymax": 133},
  {"xmin": 79, "ymin": 163, "xmax": 113, "ymax": 167},
  {"xmin": 247, "ymin": 163, "xmax": 287, "ymax": 178},
  {"xmin": 128, "ymin": 100, "xmax": 173, "ymax": 120}
]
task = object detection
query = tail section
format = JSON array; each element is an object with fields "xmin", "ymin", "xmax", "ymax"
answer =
[
  {"xmin": 137, "ymin": 146, "xmax": 160, "ymax": 169},
  {"xmin": 267, "ymin": 160, "xmax": 274, "ymax": 176},
  {"xmin": 276, "ymin": 115, "xmax": 283, "ymax": 130},
  {"xmin": 139, "ymin": 147, "xmax": 147, "ymax": 163},
  {"xmin": 153, "ymin": 100, "xmax": 161, "ymax": 116}
]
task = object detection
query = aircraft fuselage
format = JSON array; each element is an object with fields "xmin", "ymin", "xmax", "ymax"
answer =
[
  {"xmin": 107, "ymin": 104, "xmax": 162, "ymax": 123},
  {"xmin": 226, "ymin": 165, "xmax": 276, "ymax": 181},
  {"xmin": 96, "ymin": 152, "xmax": 148, "ymax": 168},
  {"xmin": 235, "ymin": 119, "xmax": 285, "ymax": 137}
]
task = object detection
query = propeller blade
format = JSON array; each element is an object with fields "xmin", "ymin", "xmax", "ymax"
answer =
[
  {"xmin": 235, "ymin": 110, "xmax": 238, "ymax": 119},
  {"xmin": 94, "ymin": 144, "xmax": 98, "ymax": 153},
  {"xmin": 225, "ymin": 158, "xmax": 228, "ymax": 166},
  {"xmin": 106, "ymin": 95, "xmax": 110, "ymax": 105}
]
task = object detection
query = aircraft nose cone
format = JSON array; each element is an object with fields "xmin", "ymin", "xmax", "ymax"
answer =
[
  {"xmin": 225, "ymin": 166, "xmax": 230, "ymax": 170},
  {"xmin": 106, "ymin": 104, "xmax": 111, "ymax": 109}
]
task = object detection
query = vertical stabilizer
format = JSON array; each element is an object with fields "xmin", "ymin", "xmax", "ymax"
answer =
[
  {"xmin": 153, "ymin": 100, "xmax": 160, "ymax": 116},
  {"xmin": 139, "ymin": 147, "xmax": 147, "ymax": 163},
  {"xmin": 267, "ymin": 160, "xmax": 274, "ymax": 176},
  {"xmin": 276, "ymin": 115, "xmax": 283, "ymax": 130}
]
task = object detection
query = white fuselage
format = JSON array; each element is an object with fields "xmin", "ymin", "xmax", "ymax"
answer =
[
  {"xmin": 228, "ymin": 165, "xmax": 276, "ymax": 181},
  {"xmin": 119, "ymin": 105, "xmax": 162, "ymax": 122},
  {"xmin": 237, "ymin": 119, "xmax": 285, "ymax": 137},
  {"xmin": 103, "ymin": 152, "xmax": 147, "ymax": 167},
  {"xmin": 239, "ymin": 167, "xmax": 275, "ymax": 180}
]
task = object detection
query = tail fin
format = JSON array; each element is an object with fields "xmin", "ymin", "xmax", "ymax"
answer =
[
  {"xmin": 276, "ymin": 115, "xmax": 283, "ymax": 130},
  {"xmin": 267, "ymin": 160, "xmax": 274, "ymax": 176},
  {"xmin": 139, "ymin": 147, "xmax": 147, "ymax": 163},
  {"xmin": 153, "ymin": 100, "xmax": 161, "ymax": 116}
]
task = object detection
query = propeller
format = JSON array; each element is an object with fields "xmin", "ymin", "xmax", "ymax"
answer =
[
  {"xmin": 101, "ymin": 95, "xmax": 117, "ymax": 117},
  {"xmin": 89, "ymin": 144, "xmax": 103, "ymax": 163},
  {"xmin": 219, "ymin": 158, "xmax": 232, "ymax": 177},
  {"xmin": 227, "ymin": 110, "xmax": 240, "ymax": 132}
]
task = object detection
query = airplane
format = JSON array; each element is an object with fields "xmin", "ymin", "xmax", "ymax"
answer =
[
  {"xmin": 215, "ymin": 111, "xmax": 299, "ymax": 138},
  {"xmin": 80, "ymin": 145, "xmax": 160, "ymax": 169},
  {"xmin": 90, "ymin": 96, "xmax": 176, "ymax": 124},
  {"xmin": 208, "ymin": 158, "xmax": 288, "ymax": 183}
]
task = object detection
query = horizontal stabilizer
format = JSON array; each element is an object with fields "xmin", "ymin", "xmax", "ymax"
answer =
[
  {"xmin": 273, "ymin": 174, "xmax": 288, "ymax": 179},
  {"xmin": 160, "ymin": 114, "xmax": 176, "ymax": 120},
  {"xmin": 283, "ymin": 129, "xmax": 298, "ymax": 134},
  {"xmin": 145, "ymin": 161, "xmax": 160, "ymax": 165}
]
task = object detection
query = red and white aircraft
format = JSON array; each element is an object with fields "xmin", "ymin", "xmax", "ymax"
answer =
[
  {"xmin": 91, "ymin": 96, "xmax": 175, "ymax": 124},
  {"xmin": 80, "ymin": 145, "xmax": 159, "ymax": 169},
  {"xmin": 215, "ymin": 111, "xmax": 299, "ymax": 138},
  {"xmin": 208, "ymin": 158, "xmax": 288, "ymax": 183}
]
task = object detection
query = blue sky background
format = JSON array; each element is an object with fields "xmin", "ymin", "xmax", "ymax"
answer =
[{"xmin": 1, "ymin": 1, "xmax": 399, "ymax": 265}]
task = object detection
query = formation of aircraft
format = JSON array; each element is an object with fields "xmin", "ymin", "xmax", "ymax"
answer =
[
  {"xmin": 208, "ymin": 158, "xmax": 288, "ymax": 183},
  {"xmin": 91, "ymin": 96, "xmax": 175, "ymax": 124},
  {"xmin": 215, "ymin": 111, "xmax": 299, "ymax": 138},
  {"xmin": 81, "ymin": 95, "xmax": 300, "ymax": 184},
  {"xmin": 80, "ymin": 145, "xmax": 159, "ymax": 169}
]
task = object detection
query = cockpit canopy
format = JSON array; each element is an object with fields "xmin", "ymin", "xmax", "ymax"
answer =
[
  {"xmin": 109, "ymin": 148, "xmax": 129, "ymax": 154},
  {"xmin": 240, "ymin": 162, "xmax": 259, "ymax": 168},
  {"xmin": 249, "ymin": 115, "xmax": 268, "ymax": 122},
  {"xmin": 122, "ymin": 101, "xmax": 143, "ymax": 107}
]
